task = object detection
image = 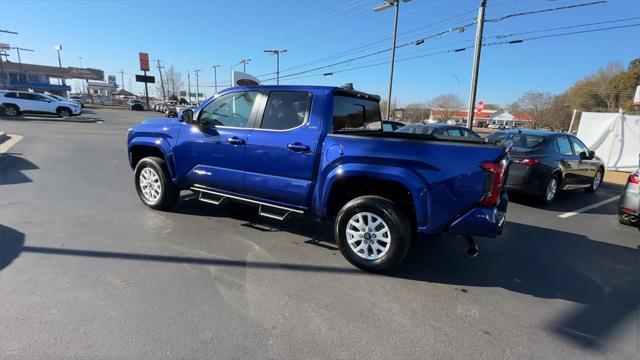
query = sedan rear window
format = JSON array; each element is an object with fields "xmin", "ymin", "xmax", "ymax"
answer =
[
  {"xmin": 396, "ymin": 124, "xmax": 436, "ymax": 135},
  {"xmin": 511, "ymin": 135, "xmax": 545, "ymax": 148}
]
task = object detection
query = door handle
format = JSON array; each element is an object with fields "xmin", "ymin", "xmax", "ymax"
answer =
[
  {"xmin": 227, "ymin": 136, "xmax": 245, "ymax": 145},
  {"xmin": 287, "ymin": 143, "xmax": 310, "ymax": 152}
]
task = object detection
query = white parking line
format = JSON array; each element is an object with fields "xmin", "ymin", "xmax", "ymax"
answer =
[
  {"xmin": 558, "ymin": 196, "xmax": 621, "ymax": 219},
  {"xmin": 0, "ymin": 134, "xmax": 23, "ymax": 154}
]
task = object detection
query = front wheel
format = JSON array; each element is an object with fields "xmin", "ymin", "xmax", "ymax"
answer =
[
  {"xmin": 335, "ymin": 196, "xmax": 412, "ymax": 272},
  {"xmin": 585, "ymin": 169, "xmax": 603, "ymax": 193},
  {"xmin": 134, "ymin": 157, "xmax": 179, "ymax": 210}
]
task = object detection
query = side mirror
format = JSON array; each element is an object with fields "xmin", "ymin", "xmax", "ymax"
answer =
[
  {"xmin": 588, "ymin": 150, "xmax": 596, "ymax": 157},
  {"xmin": 178, "ymin": 109, "xmax": 193, "ymax": 123}
]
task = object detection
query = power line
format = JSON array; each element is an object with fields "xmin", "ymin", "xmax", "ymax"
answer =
[
  {"xmin": 261, "ymin": 0, "xmax": 610, "ymax": 81},
  {"xmin": 262, "ymin": 22, "xmax": 640, "ymax": 83},
  {"xmin": 485, "ymin": 0, "xmax": 607, "ymax": 22}
]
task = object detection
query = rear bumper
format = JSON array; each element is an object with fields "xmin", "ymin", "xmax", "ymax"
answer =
[
  {"xmin": 505, "ymin": 164, "xmax": 547, "ymax": 194},
  {"xmin": 443, "ymin": 192, "xmax": 508, "ymax": 238}
]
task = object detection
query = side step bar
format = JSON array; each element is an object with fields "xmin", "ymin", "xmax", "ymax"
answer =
[{"xmin": 190, "ymin": 184, "xmax": 304, "ymax": 221}]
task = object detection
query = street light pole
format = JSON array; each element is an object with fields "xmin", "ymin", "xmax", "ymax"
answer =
[
  {"xmin": 53, "ymin": 45, "xmax": 66, "ymax": 86},
  {"xmin": 187, "ymin": 72, "xmax": 191, "ymax": 104},
  {"xmin": 194, "ymin": 69, "xmax": 201, "ymax": 105},
  {"xmin": 212, "ymin": 64, "xmax": 220, "ymax": 93},
  {"xmin": 263, "ymin": 50, "xmax": 287, "ymax": 85},
  {"xmin": 374, "ymin": 0, "xmax": 410, "ymax": 121},
  {"xmin": 465, "ymin": 0, "xmax": 487, "ymax": 129}
]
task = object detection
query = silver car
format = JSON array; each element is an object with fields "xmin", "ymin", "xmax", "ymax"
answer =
[{"xmin": 618, "ymin": 169, "xmax": 639, "ymax": 226}]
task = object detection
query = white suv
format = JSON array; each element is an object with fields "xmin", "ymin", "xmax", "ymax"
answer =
[{"xmin": 0, "ymin": 91, "xmax": 82, "ymax": 117}]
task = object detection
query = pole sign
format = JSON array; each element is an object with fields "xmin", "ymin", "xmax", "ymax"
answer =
[
  {"xmin": 476, "ymin": 100, "xmax": 485, "ymax": 113},
  {"xmin": 135, "ymin": 74, "xmax": 155, "ymax": 83},
  {"xmin": 139, "ymin": 52, "xmax": 150, "ymax": 71},
  {"xmin": 634, "ymin": 85, "xmax": 640, "ymax": 106}
]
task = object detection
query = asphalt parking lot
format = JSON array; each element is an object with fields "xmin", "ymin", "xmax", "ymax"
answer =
[{"xmin": 1, "ymin": 108, "xmax": 638, "ymax": 359}]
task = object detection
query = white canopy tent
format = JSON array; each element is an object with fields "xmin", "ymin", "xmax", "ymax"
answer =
[{"xmin": 577, "ymin": 111, "xmax": 640, "ymax": 171}]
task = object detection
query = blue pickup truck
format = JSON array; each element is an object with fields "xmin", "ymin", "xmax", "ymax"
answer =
[{"xmin": 127, "ymin": 85, "xmax": 508, "ymax": 271}]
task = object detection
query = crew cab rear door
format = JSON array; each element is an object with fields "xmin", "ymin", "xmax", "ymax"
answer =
[
  {"xmin": 173, "ymin": 90, "xmax": 260, "ymax": 193},
  {"xmin": 244, "ymin": 90, "xmax": 321, "ymax": 207}
]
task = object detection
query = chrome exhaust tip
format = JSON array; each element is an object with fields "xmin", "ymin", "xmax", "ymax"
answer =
[{"xmin": 466, "ymin": 245, "xmax": 479, "ymax": 258}]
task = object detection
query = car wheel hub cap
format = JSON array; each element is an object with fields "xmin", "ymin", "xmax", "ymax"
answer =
[
  {"xmin": 593, "ymin": 172, "xmax": 602, "ymax": 189},
  {"xmin": 139, "ymin": 167, "xmax": 161, "ymax": 202},
  {"xmin": 547, "ymin": 179, "xmax": 557, "ymax": 201},
  {"xmin": 346, "ymin": 212, "xmax": 391, "ymax": 260}
]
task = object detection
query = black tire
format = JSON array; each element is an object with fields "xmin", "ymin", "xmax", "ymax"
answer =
[
  {"xmin": 334, "ymin": 195, "xmax": 412, "ymax": 272},
  {"xmin": 57, "ymin": 107, "xmax": 71, "ymax": 118},
  {"xmin": 585, "ymin": 168, "xmax": 604, "ymax": 193},
  {"xmin": 3, "ymin": 104, "xmax": 20, "ymax": 117},
  {"xmin": 134, "ymin": 156, "xmax": 179, "ymax": 210},
  {"xmin": 538, "ymin": 174, "xmax": 560, "ymax": 205}
]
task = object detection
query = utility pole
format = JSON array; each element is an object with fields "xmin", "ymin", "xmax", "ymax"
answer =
[
  {"xmin": 11, "ymin": 47, "xmax": 34, "ymax": 74},
  {"xmin": 120, "ymin": 69, "xmax": 125, "ymax": 90},
  {"xmin": 212, "ymin": 64, "xmax": 220, "ymax": 93},
  {"xmin": 240, "ymin": 58, "xmax": 251, "ymax": 73},
  {"xmin": 373, "ymin": 0, "xmax": 410, "ymax": 120},
  {"xmin": 466, "ymin": 0, "xmax": 487, "ymax": 129},
  {"xmin": 187, "ymin": 72, "xmax": 191, "ymax": 104},
  {"xmin": 263, "ymin": 50, "xmax": 287, "ymax": 85},
  {"xmin": 53, "ymin": 45, "xmax": 65, "ymax": 86},
  {"xmin": 156, "ymin": 59, "xmax": 166, "ymax": 100},
  {"xmin": 194, "ymin": 69, "xmax": 201, "ymax": 105}
]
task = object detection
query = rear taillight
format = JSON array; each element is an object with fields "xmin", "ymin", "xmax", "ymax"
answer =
[
  {"xmin": 517, "ymin": 158, "xmax": 540, "ymax": 166},
  {"xmin": 480, "ymin": 160, "xmax": 506, "ymax": 207},
  {"xmin": 628, "ymin": 173, "xmax": 640, "ymax": 184}
]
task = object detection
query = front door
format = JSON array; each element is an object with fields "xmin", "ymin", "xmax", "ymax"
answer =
[
  {"xmin": 555, "ymin": 135, "xmax": 581, "ymax": 186},
  {"xmin": 244, "ymin": 90, "xmax": 320, "ymax": 207},
  {"xmin": 570, "ymin": 136, "xmax": 598, "ymax": 185},
  {"xmin": 173, "ymin": 91, "xmax": 260, "ymax": 193}
]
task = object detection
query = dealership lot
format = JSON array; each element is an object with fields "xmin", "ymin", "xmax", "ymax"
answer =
[{"xmin": 0, "ymin": 109, "xmax": 637, "ymax": 359}]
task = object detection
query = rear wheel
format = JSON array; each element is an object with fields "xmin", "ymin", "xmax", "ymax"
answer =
[
  {"xmin": 3, "ymin": 104, "xmax": 19, "ymax": 116},
  {"xmin": 538, "ymin": 174, "xmax": 559, "ymax": 205},
  {"xmin": 335, "ymin": 196, "xmax": 412, "ymax": 272},
  {"xmin": 57, "ymin": 107, "xmax": 71, "ymax": 118},
  {"xmin": 585, "ymin": 169, "xmax": 603, "ymax": 193},
  {"xmin": 134, "ymin": 156, "xmax": 179, "ymax": 210}
]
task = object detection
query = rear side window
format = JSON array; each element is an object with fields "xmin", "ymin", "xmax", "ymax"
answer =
[
  {"xmin": 260, "ymin": 91, "xmax": 311, "ymax": 130},
  {"xmin": 332, "ymin": 95, "xmax": 382, "ymax": 132},
  {"xmin": 555, "ymin": 136, "xmax": 573, "ymax": 155},
  {"xmin": 445, "ymin": 128, "xmax": 463, "ymax": 137}
]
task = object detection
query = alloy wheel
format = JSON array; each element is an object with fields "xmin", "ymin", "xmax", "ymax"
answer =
[
  {"xmin": 346, "ymin": 212, "xmax": 391, "ymax": 260},
  {"xmin": 139, "ymin": 167, "xmax": 162, "ymax": 202}
]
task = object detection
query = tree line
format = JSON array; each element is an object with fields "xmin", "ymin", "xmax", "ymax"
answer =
[{"xmin": 386, "ymin": 58, "xmax": 639, "ymax": 129}]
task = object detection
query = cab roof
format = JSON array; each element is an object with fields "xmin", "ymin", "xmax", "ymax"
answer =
[{"xmin": 222, "ymin": 85, "xmax": 381, "ymax": 101}]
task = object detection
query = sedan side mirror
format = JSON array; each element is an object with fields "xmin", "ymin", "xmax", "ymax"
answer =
[{"xmin": 588, "ymin": 150, "xmax": 596, "ymax": 157}]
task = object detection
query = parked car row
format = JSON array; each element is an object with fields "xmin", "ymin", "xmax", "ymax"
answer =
[
  {"xmin": 0, "ymin": 90, "xmax": 82, "ymax": 117},
  {"xmin": 153, "ymin": 100, "xmax": 177, "ymax": 113}
]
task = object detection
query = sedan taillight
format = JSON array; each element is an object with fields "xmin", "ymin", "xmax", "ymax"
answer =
[
  {"xmin": 517, "ymin": 158, "xmax": 540, "ymax": 166},
  {"xmin": 629, "ymin": 173, "xmax": 640, "ymax": 184},
  {"xmin": 480, "ymin": 160, "xmax": 506, "ymax": 207}
]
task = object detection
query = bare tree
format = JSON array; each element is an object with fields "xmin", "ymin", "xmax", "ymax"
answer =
[
  {"xmin": 585, "ymin": 61, "xmax": 624, "ymax": 111},
  {"xmin": 155, "ymin": 65, "xmax": 184, "ymax": 98},
  {"xmin": 515, "ymin": 91, "xmax": 553, "ymax": 129},
  {"xmin": 427, "ymin": 94, "xmax": 464, "ymax": 121},
  {"xmin": 403, "ymin": 102, "xmax": 430, "ymax": 123}
]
